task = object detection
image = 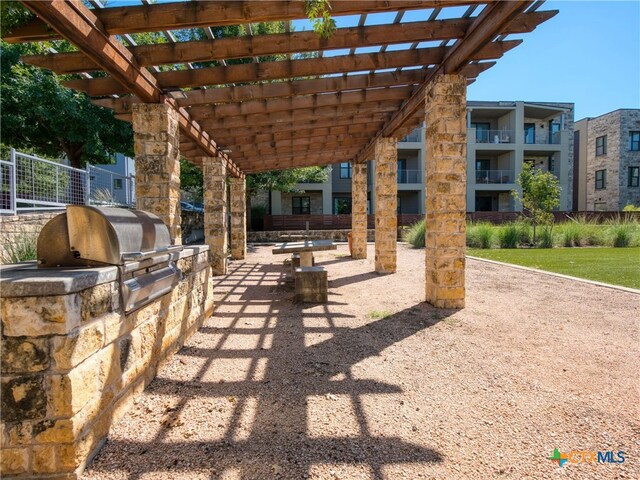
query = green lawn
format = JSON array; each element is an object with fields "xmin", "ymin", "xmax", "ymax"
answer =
[{"xmin": 467, "ymin": 247, "xmax": 640, "ymax": 289}]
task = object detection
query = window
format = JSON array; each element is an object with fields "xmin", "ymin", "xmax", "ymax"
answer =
[
  {"xmin": 630, "ymin": 131, "xmax": 640, "ymax": 151},
  {"xmin": 595, "ymin": 169, "xmax": 606, "ymax": 190},
  {"xmin": 629, "ymin": 166, "xmax": 640, "ymax": 187},
  {"xmin": 524, "ymin": 123, "xmax": 535, "ymax": 144},
  {"xmin": 292, "ymin": 196, "xmax": 310, "ymax": 214},
  {"xmin": 471, "ymin": 122, "xmax": 490, "ymax": 143},
  {"xmin": 333, "ymin": 197, "xmax": 351, "ymax": 214},
  {"xmin": 596, "ymin": 135, "xmax": 607, "ymax": 156},
  {"xmin": 549, "ymin": 120, "xmax": 561, "ymax": 143},
  {"xmin": 113, "ymin": 178, "xmax": 123, "ymax": 190},
  {"xmin": 548, "ymin": 155, "xmax": 555, "ymax": 173},
  {"xmin": 339, "ymin": 162, "xmax": 351, "ymax": 179}
]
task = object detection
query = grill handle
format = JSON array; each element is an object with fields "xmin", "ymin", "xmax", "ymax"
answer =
[{"xmin": 121, "ymin": 245, "xmax": 184, "ymax": 262}]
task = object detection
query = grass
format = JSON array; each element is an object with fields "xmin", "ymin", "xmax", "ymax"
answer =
[
  {"xmin": 1, "ymin": 233, "xmax": 38, "ymax": 264},
  {"xmin": 368, "ymin": 310, "xmax": 392, "ymax": 320},
  {"xmin": 468, "ymin": 247, "xmax": 640, "ymax": 289}
]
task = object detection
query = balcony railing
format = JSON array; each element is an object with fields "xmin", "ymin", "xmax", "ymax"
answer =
[
  {"xmin": 475, "ymin": 170, "xmax": 515, "ymax": 184},
  {"xmin": 398, "ymin": 169, "xmax": 421, "ymax": 184},
  {"xmin": 475, "ymin": 129, "xmax": 514, "ymax": 144},
  {"xmin": 400, "ymin": 130, "xmax": 421, "ymax": 142}
]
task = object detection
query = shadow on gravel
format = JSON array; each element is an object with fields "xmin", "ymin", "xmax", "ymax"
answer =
[{"xmin": 86, "ymin": 261, "xmax": 454, "ymax": 480}]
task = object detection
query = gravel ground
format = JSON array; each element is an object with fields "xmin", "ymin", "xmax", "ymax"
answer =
[{"xmin": 84, "ymin": 243, "xmax": 639, "ymax": 480}]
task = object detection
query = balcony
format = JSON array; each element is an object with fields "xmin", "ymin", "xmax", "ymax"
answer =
[
  {"xmin": 475, "ymin": 170, "xmax": 514, "ymax": 184},
  {"xmin": 398, "ymin": 169, "xmax": 421, "ymax": 184},
  {"xmin": 400, "ymin": 130, "xmax": 422, "ymax": 142},
  {"xmin": 475, "ymin": 129, "xmax": 514, "ymax": 144}
]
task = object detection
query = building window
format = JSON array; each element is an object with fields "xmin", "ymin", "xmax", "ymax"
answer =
[
  {"xmin": 549, "ymin": 120, "xmax": 561, "ymax": 143},
  {"xmin": 471, "ymin": 122, "xmax": 490, "ymax": 143},
  {"xmin": 524, "ymin": 123, "xmax": 535, "ymax": 144},
  {"xmin": 339, "ymin": 162, "xmax": 351, "ymax": 179},
  {"xmin": 292, "ymin": 196, "xmax": 310, "ymax": 214},
  {"xmin": 595, "ymin": 169, "xmax": 606, "ymax": 190},
  {"xmin": 630, "ymin": 131, "xmax": 640, "ymax": 151},
  {"xmin": 113, "ymin": 178, "xmax": 123, "ymax": 190},
  {"xmin": 333, "ymin": 197, "xmax": 351, "ymax": 214},
  {"xmin": 596, "ymin": 135, "xmax": 607, "ymax": 156},
  {"xmin": 548, "ymin": 156, "xmax": 555, "ymax": 173},
  {"xmin": 629, "ymin": 166, "xmax": 640, "ymax": 187}
]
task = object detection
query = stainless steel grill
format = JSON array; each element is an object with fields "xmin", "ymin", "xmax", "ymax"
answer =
[{"xmin": 38, "ymin": 206, "xmax": 183, "ymax": 313}]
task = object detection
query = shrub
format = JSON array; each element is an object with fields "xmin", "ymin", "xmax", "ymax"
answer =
[
  {"xmin": 538, "ymin": 227, "xmax": 554, "ymax": 248},
  {"xmin": 498, "ymin": 224, "xmax": 519, "ymax": 248},
  {"xmin": 516, "ymin": 221, "xmax": 533, "ymax": 246},
  {"xmin": 467, "ymin": 222, "xmax": 494, "ymax": 249},
  {"xmin": 405, "ymin": 219, "xmax": 426, "ymax": 248},
  {"xmin": 623, "ymin": 204, "xmax": 640, "ymax": 212},
  {"xmin": 610, "ymin": 224, "xmax": 633, "ymax": 247},
  {"xmin": 559, "ymin": 222, "xmax": 585, "ymax": 247},
  {"xmin": 1, "ymin": 233, "xmax": 37, "ymax": 264}
]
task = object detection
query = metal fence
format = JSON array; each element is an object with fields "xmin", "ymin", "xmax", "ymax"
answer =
[{"xmin": 1, "ymin": 148, "xmax": 135, "ymax": 214}]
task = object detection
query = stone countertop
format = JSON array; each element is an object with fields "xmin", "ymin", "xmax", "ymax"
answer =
[{"xmin": 0, "ymin": 245, "xmax": 209, "ymax": 298}]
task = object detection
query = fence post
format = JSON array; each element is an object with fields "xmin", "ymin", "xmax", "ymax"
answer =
[
  {"xmin": 10, "ymin": 148, "xmax": 17, "ymax": 214},
  {"xmin": 85, "ymin": 163, "xmax": 91, "ymax": 205}
]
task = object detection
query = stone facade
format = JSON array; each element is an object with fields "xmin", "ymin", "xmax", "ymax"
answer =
[
  {"xmin": 229, "ymin": 177, "xmax": 247, "ymax": 260},
  {"xmin": 0, "ymin": 213, "xmax": 58, "ymax": 263},
  {"xmin": 582, "ymin": 109, "xmax": 640, "ymax": 210},
  {"xmin": 279, "ymin": 191, "xmax": 324, "ymax": 215},
  {"xmin": 424, "ymin": 74, "xmax": 467, "ymax": 309},
  {"xmin": 374, "ymin": 138, "xmax": 398, "ymax": 274},
  {"xmin": 0, "ymin": 247, "xmax": 214, "ymax": 479},
  {"xmin": 202, "ymin": 156, "xmax": 228, "ymax": 275},
  {"xmin": 350, "ymin": 162, "xmax": 368, "ymax": 259},
  {"xmin": 132, "ymin": 104, "xmax": 181, "ymax": 244}
]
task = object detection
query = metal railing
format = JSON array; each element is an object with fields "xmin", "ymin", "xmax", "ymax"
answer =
[
  {"xmin": 475, "ymin": 129, "xmax": 514, "ymax": 144},
  {"xmin": 400, "ymin": 129, "xmax": 422, "ymax": 142},
  {"xmin": 475, "ymin": 169, "xmax": 515, "ymax": 184},
  {"xmin": 1, "ymin": 148, "xmax": 135, "ymax": 214},
  {"xmin": 397, "ymin": 169, "xmax": 421, "ymax": 184}
]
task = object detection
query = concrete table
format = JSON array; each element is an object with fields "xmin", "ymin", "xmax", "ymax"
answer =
[{"xmin": 272, "ymin": 239, "xmax": 337, "ymax": 267}]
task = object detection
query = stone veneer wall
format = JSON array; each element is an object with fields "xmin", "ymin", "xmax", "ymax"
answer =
[
  {"xmin": 229, "ymin": 177, "xmax": 247, "ymax": 260},
  {"xmin": 350, "ymin": 163, "xmax": 368, "ymax": 259},
  {"xmin": 202, "ymin": 157, "xmax": 228, "ymax": 275},
  {"xmin": 279, "ymin": 191, "xmax": 324, "ymax": 215},
  {"xmin": 0, "ymin": 213, "xmax": 59, "ymax": 262},
  {"xmin": 0, "ymin": 247, "xmax": 214, "ymax": 478},
  {"xmin": 374, "ymin": 138, "xmax": 398, "ymax": 274}
]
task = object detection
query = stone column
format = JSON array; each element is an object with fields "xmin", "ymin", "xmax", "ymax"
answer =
[
  {"xmin": 202, "ymin": 156, "xmax": 228, "ymax": 275},
  {"xmin": 132, "ymin": 103, "xmax": 181, "ymax": 244},
  {"xmin": 229, "ymin": 176, "xmax": 247, "ymax": 260},
  {"xmin": 351, "ymin": 162, "xmax": 368, "ymax": 259},
  {"xmin": 374, "ymin": 138, "xmax": 397, "ymax": 273},
  {"xmin": 424, "ymin": 74, "xmax": 467, "ymax": 309}
]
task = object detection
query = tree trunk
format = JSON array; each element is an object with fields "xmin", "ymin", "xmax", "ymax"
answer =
[{"xmin": 60, "ymin": 141, "xmax": 85, "ymax": 204}]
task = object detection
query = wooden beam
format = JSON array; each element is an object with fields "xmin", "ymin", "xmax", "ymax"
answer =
[
  {"xmin": 186, "ymin": 86, "xmax": 414, "ymax": 119},
  {"xmin": 63, "ymin": 41, "xmax": 516, "ymax": 95},
  {"xmin": 228, "ymin": 134, "xmax": 374, "ymax": 155},
  {"xmin": 235, "ymin": 147, "xmax": 364, "ymax": 171},
  {"xmin": 353, "ymin": 1, "xmax": 533, "ymax": 163},
  {"xmin": 20, "ymin": 0, "xmax": 243, "ymax": 178},
  {"xmin": 6, "ymin": 1, "xmax": 484, "ymax": 42},
  {"xmin": 194, "ymin": 100, "xmax": 403, "ymax": 130},
  {"xmin": 23, "ymin": 11, "xmax": 557, "ymax": 75}
]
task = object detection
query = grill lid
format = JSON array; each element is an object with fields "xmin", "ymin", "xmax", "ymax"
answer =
[{"xmin": 38, "ymin": 206, "xmax": 181, "ymax": 267}]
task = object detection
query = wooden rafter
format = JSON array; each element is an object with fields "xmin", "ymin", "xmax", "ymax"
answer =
[
  {"xmin": 63, "ymin": 41, "xmax": 518, "ymax": 96},
  {"xmin": 22, "ymin": 11, "xmax": 555, "ymax": 74},
  {"xmin": 19, "ymin": 0, "xmax": 243, "ymax": 177},
  {"xmin": 6, "ymin": 1, "xmax": 485, "ymax": 42}
]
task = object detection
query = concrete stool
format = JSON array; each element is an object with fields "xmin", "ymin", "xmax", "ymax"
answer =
[
  {"xmin": 294, "ymin": 266, "xmax": 328, "ymax": 303},
  {"xmin": 291, "ymin": 253, "xmax": 315, "ymax": 275}
]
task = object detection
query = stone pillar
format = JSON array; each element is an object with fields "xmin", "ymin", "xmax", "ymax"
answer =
[
  {"xmin": 132, "ymin": 103, "xmax": 181, "ymax": 244},
  {"xmin": 203, "ymin": 156, "xmax": 228, "ymax": 275},
  {"xmin": 424, "ymin": 74, "xmax": 467, "ymax": 309},
  {"xmin": 229, "ymin": 176, "xmax": 247, "ymax": 260},
  {"xmin": 351, "ymin": 162, "xmax": 368, "ymax": 259},
  {"xmin": 374, "ymin": 138, "xmax": 397, "ymax": 273}
]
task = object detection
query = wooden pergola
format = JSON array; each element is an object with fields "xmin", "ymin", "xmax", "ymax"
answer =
[{"xmin": 6, "ymin": 0, "xmax": 557, "ymax": 308}]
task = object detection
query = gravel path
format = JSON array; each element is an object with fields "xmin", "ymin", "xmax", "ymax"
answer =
[{"xmin": 84, "ymin": 243, "xmax": 639, "ymax": 480}]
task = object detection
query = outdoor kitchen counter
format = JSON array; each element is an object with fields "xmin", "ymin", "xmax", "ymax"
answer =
[
  {"xmin": 0, "ymin": 245, "xmax": 209, "ymax": 297},
  {"xmin": 0, "ymin": 244, "xmax": 214, "ymax": 479}
]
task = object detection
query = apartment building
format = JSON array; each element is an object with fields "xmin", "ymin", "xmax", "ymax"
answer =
[
  {"xmin": 266, "ymin": 100, "xmax": 574, "ymax": 215},
  {"xmin": 574, "ymin": 109, "xmax": 640, "ymax": 211}
]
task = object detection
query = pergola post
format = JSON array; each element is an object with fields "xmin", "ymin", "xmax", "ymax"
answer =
[
  {"xmin": 229, "ymin": 176, "xmax": 247, "ymax": 260},
  {"xmin": 202, "ymin": 156, "xmax": 228, "ymax": 275},
  {"xmin": 424, "ymin": 74, "xmax": 467, "ymax": 308},
  {"xmin": 351, "ymin": 162, "xmax": 368, "ymax": 259},
  {"xmin": 374, "ymin": 138, "xmax": 397, "ymax": 273},
  {"xmin": 132, "ymin": 103, "xmax": 181, "ymax": 244}
]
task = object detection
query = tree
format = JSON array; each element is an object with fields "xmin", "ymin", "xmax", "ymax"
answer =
[{"xmin": 512, "ymin": 162, "xmax": 561, "ymax": 243}]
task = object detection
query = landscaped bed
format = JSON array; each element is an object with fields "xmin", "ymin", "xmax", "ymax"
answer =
[
  {"xmin": 83, "ymin": 243, "xmax": 638, "ymax": 480},
  {"xmin": 468, "ymin": 247, "xmax": 640, "ymax": 289}
]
